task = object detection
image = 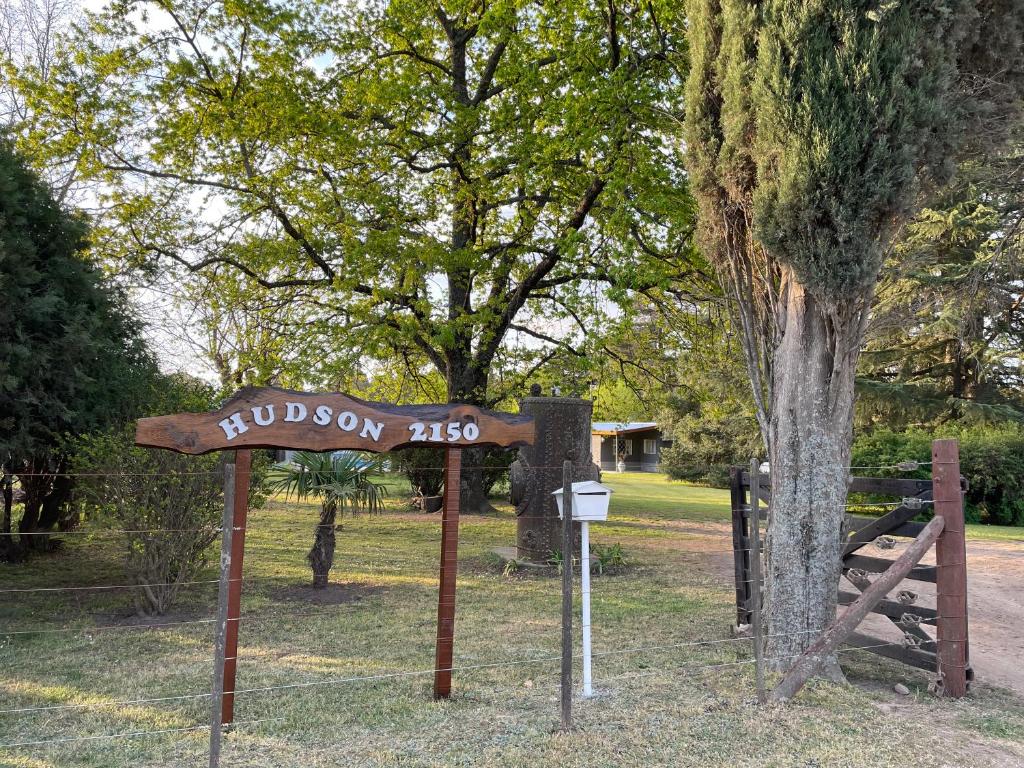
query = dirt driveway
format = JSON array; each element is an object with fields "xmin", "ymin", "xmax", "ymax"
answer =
[
  {"xmin": 939, "ymin": 537, "xmax": 1023, "ymax": 696},
  {"xmin": 671, "ymin": 519, "xmax": 1024, "ymax": 697}
]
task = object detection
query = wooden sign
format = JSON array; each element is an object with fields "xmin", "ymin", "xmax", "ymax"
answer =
[{"xmin": 135, "ymin": 386, "xmax": 535, "ymax": 455}]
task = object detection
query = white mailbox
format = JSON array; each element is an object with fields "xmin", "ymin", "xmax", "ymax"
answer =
[
  {"xmin": 551, "ymin": 479, "xmax": 613, "ymax": 698},
  {"xmin": 552, "ymin": 480, "xmax": 613, "ymax": 522}
]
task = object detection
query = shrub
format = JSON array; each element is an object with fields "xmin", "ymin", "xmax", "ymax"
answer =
[
  {"xmin": 956, "ymin": 426, "xmax": 1024, "ymax": 526},
  {"xmin": 851, "ymin": 424, "xmax": 1024, "ymax": 526},
  {"xmin": 396, "ymin": 446, "xmax": 445, "ymax": 499},
  {"xmin": 75, "ymin": 435, "xmax": 224, "ymax": 616},
  {"xmin": 661, "ymin": 411, "xmax": 762, "ymax": 488},
  {"xmin": 590, "ymin": 542, "xmax": 626, "ymax": 574}
]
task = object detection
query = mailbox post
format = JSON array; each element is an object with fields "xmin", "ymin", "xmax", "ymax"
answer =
[{"xmin": 553, "ymin": 480, "xmax": 613, "ymax": 697}]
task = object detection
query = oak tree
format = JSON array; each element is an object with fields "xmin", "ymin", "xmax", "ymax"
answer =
[{"xmin": 22, "ymin": 0, "xmax": 696, "ymax": 510}]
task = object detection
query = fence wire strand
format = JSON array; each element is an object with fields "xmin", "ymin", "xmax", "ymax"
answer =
[
  {"xmin": 0, "ymin": 619, "xmax": 947, "ymax": 718},
  {"xmin": 0, "ymin": 717, "xmax": 283, "ymax": 750}
]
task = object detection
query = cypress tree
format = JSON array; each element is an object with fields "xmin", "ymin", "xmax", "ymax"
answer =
[{"xmin": 684, "ymin": 0, "xmax": 1024, "ymax": 675}]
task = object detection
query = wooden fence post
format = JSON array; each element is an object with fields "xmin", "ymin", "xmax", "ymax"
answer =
[
  {"xmin": 560, "ymin": 459, "xmax": 574, "ymax": 731},
  {"xmin": 433, "ymin": 446, "xmax": 462, "ymax": 699},
  {"xmin": 932, "ymin": 439, "xmax": 970, "ymax": 697}
]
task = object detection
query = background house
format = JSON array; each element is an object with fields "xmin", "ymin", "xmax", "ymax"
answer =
[{"xmin": 591, "ymin": 422, "xmax": 669, "ymax": 472}]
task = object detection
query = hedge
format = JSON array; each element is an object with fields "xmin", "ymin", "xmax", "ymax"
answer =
[{"xmin": 851, "ymin": 424, "xmax": 1024, "ymax": 526}]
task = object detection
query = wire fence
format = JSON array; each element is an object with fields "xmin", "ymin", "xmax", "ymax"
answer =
[
  {"xmin": 0, "ymin": 630, "xmax": 929, "ymax": 749},
  {"xmin": 0, "ymin": 460, "xmax": 955, "ymax": 764},
  {"xmin": 5, "ymin": 457, "xmax": 933, "ymax": 478}
]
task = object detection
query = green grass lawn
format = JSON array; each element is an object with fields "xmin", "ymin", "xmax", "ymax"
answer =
[
  {"xmin": 604, "ymin": 472, "xmax": 1024, "ymax": 543},
  {"xmin": 603, "ymin": 473, "xmax": 737, "ymax": 523},
  {"xmin": 1, "ymin": 473, "xmax": 1022, "ymax": 767}
]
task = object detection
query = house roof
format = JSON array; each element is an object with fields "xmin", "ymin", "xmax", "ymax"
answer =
[{"xmin": 591, "ymin": 421, "xmax": 658, "ymax": 436}]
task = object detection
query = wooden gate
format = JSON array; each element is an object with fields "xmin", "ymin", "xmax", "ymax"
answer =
[{"xmin": 730, "ymin": 441, "xmax": 971, "ymax": 693}]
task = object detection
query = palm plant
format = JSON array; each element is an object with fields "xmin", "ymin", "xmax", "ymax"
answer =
[{"xmin": 267, "ymin": 451, "xmax": 386, "ymax": 587}]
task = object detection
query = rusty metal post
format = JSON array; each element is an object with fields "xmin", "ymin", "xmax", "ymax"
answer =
[
  {"xmin": 433, "ymin": 447, "xmax": 462, "ymax": 699},
  {"xmin": 221, "ymin": 448, "xmax": 251, "ymax": 723},
  {"xmin": 749, "ymin": 458, "xmax": 765, "ymax": 704},
  {"xmin": 560, "ymin": 459, "xmax": 573, "ymax": 731},
  {"xmin": 209, "ymin": 460, "xmax": 236, "ymax": 768},
  {"xmin": 932, "ymin": 439, "xmax": 969, "ymax": 697}
]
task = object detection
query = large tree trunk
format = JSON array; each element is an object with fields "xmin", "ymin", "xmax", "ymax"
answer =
[
  {"xmin": 16, "ymin": 458, "xmax": 72, "ymax": 552},
  {"xmin": 17, "ymin": 467, "xmax": 48, "ymax": 552},
  {"xmin": 446, "ymin": 360, "xmax": 492, "ymax": 514},
  {"xmin": 37, "ymin": 472, "xmax": 73, "ymax": 531},
  {"xmin": 440, "ymin": 21, "xmax": 495, "ymax": 515},
  {"xmin": 763, "ymin": 270, "xmax": 869, "ymax": 672}
]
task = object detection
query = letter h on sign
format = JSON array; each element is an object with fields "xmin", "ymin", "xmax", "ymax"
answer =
[{"xmin": 219, "ymin": 413, "xmax": 248, "ymax": 441}]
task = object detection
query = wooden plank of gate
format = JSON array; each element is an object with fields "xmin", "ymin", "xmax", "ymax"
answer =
[
  {"xmin": 844, "ymin": 554, "xmax": 937, "ymax": 583},
  {"xmin": 843, "ymin": 490, "xmax": 933, "ymax": 557},
  {"xmin": 739, "ymin": 471, "xmax": 771, "ymax": 490},
  {"xmin": 433, "ymin": 447, "xmax": 462, "ymax": 699},
  {"xmin": 848, "ymin": 477, "xmax": 933, "ymax": 496},
  {"xmin": 844, "ymin": 515, "xmax": 926, "ymax": 541},
  {"xmin": 221, "ymin": 449, "xmax": 251, "ymax": 724},
  {"xmin": 933, "ymin": 439, "xmax": 970, "ymax": 697},
  {"xmin": 846, "ymin": 631, "xmax": 937, "ymax": 672},
  {"xmin": 844, "ymin": 568, "xmax": 936, "ymax": 652},
  {"xmin": 739, "ymin": 474, "xmax": 932, "ymax": 498},
  {"xmin": 838, "ymin": 591, "xmax": 937, "ymax": 622}
]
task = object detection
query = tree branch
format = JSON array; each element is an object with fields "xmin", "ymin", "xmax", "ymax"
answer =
[
  {"xmin": 509, "ymin": 323, "xmax": 585, "ymax": 357},
  {"xmin": 472, "ymin": 38, "xmax": 507, "ymax": 106}
]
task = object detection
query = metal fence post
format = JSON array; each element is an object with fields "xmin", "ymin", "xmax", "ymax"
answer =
[
  {"xmin": 560, "ymin": 459, "xmax": 573, "ymax": 731},
  {"xmin": 580, "ymin": 518, "xmax": 593, "ymax": 698},
  {"xmin": 209, "ymin": 459, "xmax": 236, "ymax": 768},
  {"xmin": 749, "ymin": 458, "xmax": 765, "ymax": 704}
]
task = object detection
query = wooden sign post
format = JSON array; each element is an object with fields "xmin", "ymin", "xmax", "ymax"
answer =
[
  {"xmin": 221, "ymin": 449, "xmax": 251, "ymax": 722},
  {"xmin": 433, "ymin": 447, "xmax": 462, "ymax": 699},
  {"xmin": 135, "ymin": 386, "xmax": 535, "ymax": 751}
]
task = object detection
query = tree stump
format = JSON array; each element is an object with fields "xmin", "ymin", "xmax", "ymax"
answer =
[{"xmin": 511, "ymin": 396, "xmax": 599, "ymax": 562}]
